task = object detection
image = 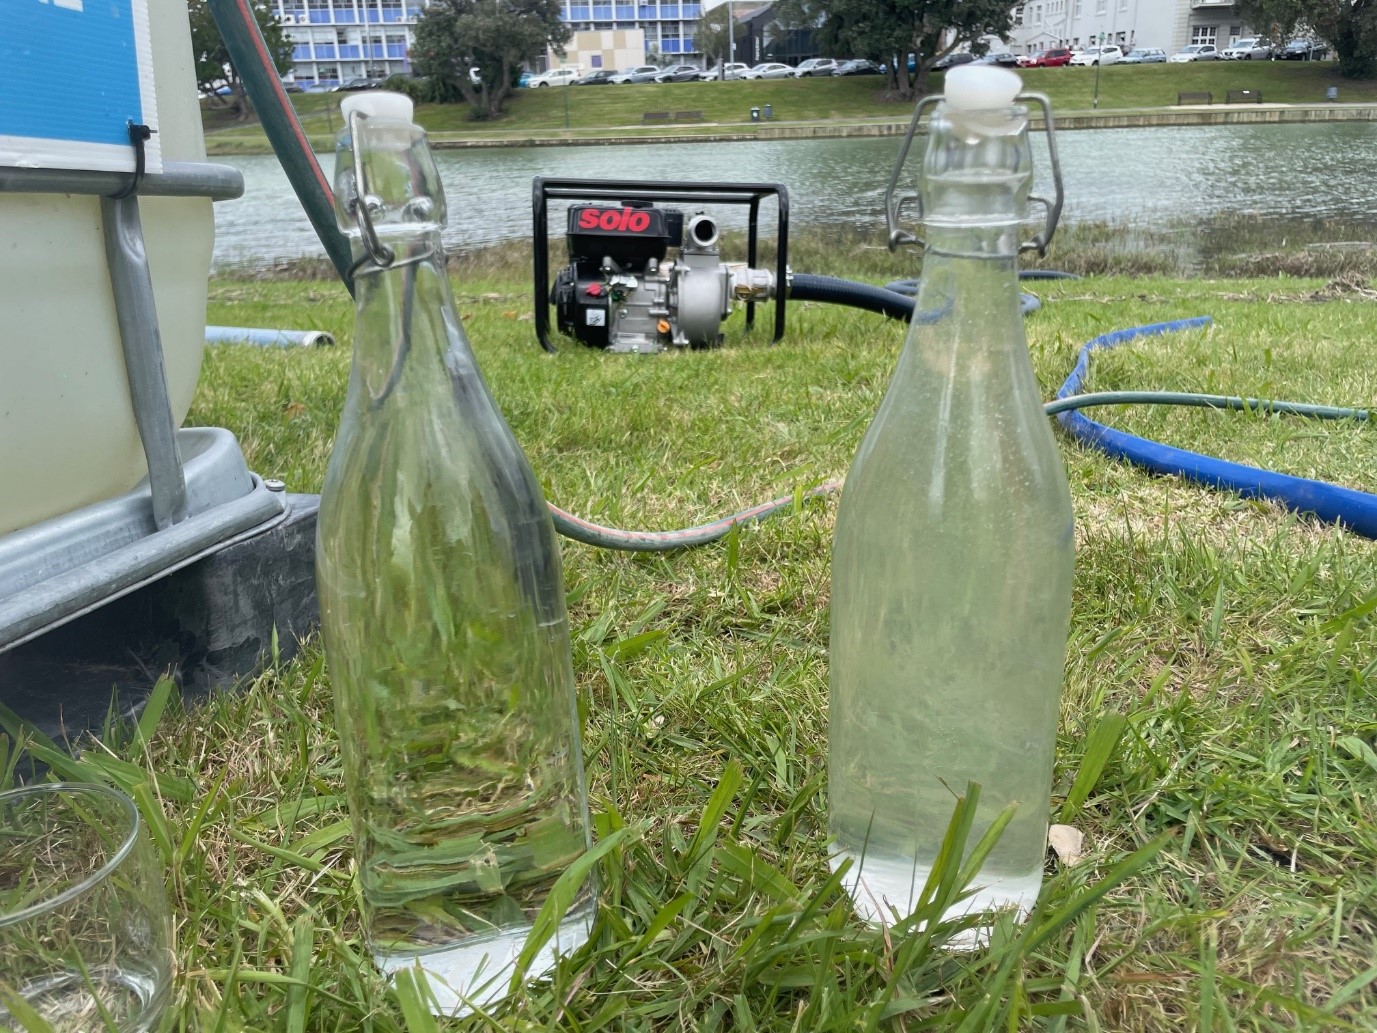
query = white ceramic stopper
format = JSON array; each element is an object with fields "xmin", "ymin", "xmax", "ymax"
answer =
[
  {"xmin": 340, "ymin": 91, "xmax": 415, "ymax": 124},
  {"xmin": 942, "ymin": 65, "xmax": 1022, "ymax": 110}
]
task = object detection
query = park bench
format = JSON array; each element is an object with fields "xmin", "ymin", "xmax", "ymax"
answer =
[
  {"xmin": 1227, "ymin": 89, "xmax": 1263, "ymax": 104},
  {"xmin": 673, "ymin": 110, "xmax": 706, "ymax": 123},
  {"xmin": 641, "ymin": 111, "xmax": 672, "ymax": 124},
  {"xmin": 1176, "ymin": 91, "xmax": 1213, "ymax": 105}
]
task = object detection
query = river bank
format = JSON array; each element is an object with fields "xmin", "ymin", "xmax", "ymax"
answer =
[
  {"xmin": 205, "ymin": 100, "xmax": 1377, "ymax": 155},
  {"xmin": 202, "ymin": 62, "xmax": 1373, "ymax": 155}
]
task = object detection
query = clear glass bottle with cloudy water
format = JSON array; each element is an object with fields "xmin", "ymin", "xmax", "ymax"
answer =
[
  {"xmin": 828, "ymin": 67, "xmax": 1074, "ymax": 939},
  {"xmin": 315, "ymin": 93, "xmax": 593, "ymax": 1016}
]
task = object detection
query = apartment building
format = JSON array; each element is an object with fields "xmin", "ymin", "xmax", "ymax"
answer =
[
  {"xmin": 1009, "ymin": 0, "xmax": 1251, "ymax": 55},
  {"xmin": 273, "ymin": 0, "xmax": 420, "ymax": 86},
  {"xmin": 274, "ymin": 0, "xmax": 706, "ymax": 86},
  {"xmin": 554, "ymin": 0, "xmax": 704, "ymax": 67}
]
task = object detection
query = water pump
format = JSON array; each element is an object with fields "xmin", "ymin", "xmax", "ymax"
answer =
[
  {"xmin": 533, "ymin": 178, "xmax": 791, "ymax": 355},
  {"xmin": 552, "ymin": 202, "xmax": 776, "ymax": 353}
]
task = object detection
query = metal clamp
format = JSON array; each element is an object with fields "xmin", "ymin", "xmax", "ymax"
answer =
[
  {"xmin": 347, "ymin": 109, "xmax": 395, "ymax": 269},
  {"xmin": 883, "ymin": 91, "xmax": 1065, "ymax": 257}
]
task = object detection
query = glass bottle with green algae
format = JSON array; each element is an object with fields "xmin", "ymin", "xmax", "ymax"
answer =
[
  {"xmin": 827, "ymin": 66, "xmax": 1074, "ymax": 941},
  {"xmin": 315, "ymin": 92, "xmax": 594, "ymax": 1016}
]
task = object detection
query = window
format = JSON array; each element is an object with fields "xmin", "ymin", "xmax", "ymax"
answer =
[
  {"xmin": 1073, "ymin": 0, "xmax": 1081, "ymax": 14},
  {"xmin": 591, "ymin": 54, "xmax": 602, "ymax": 67},
  {"xmin": 1094, "ymin": 0, "xmax": 1106, "ymax": 13},
  {"xmin": 1032, "ymin": 4, "xmax": 1042, "ymax": 23},
  {"xmin": 1229, "ymin": 24, "xmax": 1241, "ymax": 35},
  {"xmin": 1190, "ymin": 24, "xmax": 1217, "ymax": 45},
  {"xmin": 1118, "ymin": 0, "xmax": 1127, "ymax": 10},
  {"xmin": 1013, "ymin": 5, "xmax": 1023, "ymax": 25}
]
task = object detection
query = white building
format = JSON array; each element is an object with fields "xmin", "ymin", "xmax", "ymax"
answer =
[
  {"xmin": 273, "ymin": 0, "xmax": 419, "ymax": 87},
  {"xmin": 273, "ymin": 0, "xmax": 706, "ymax": 85},
  {"xmin": 1008, "ymin": 0, "xmax": 1253, "ymax": 55}
]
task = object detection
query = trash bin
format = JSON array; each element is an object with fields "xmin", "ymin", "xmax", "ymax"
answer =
[
  {"xmin": 1327, "ymin": 86, "xmax": 1339, "ymax": 102},
  {"xmin": 750, "ymin": 106, "xmax": 760, "ymax": 122},
  {"xmin": 763, "ymin": 103, "xmax": 773, "ymax": 120}
]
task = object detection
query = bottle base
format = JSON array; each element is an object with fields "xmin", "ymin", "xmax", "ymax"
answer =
[
  {"xmin": 829, "ymin": 851, "xmax": 1040, "ymax": 949},
  {"xmin": 372, "ymin": 904, "xmax": 593, "ymax": 1018}
]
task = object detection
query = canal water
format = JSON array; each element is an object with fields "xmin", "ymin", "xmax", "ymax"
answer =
[{"xmin": 212, "ymin": 120, "xmax": 1377, "ymax": 269}]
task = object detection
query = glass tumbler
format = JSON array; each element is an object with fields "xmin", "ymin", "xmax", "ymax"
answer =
[{"xmin": 0, "ymin": 783, "xmax": 173, "ymax": 1032}]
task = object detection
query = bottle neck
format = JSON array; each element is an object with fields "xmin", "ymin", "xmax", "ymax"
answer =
[
  {"xmin": 348, "ymin": 233, "xmax": 454, "ymax": 407},
  {"xmin": 912, "ymin": 220, "xmax": 1023, "ymax": 344}
]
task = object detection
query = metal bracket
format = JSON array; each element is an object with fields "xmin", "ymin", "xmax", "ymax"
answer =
[
  {"xmin": 883, "ymin": 91, "xmax": 1065, "ymax": 257},
  {"xmin": 346, "ymin": 109, "xmax": 396, "ymax": 270},
  {"xmin": 101, "ymin": 193, "xmax": 189, "ymax": 530}
]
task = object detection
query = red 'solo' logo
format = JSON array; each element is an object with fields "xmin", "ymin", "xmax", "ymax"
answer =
[{"xmin": 578, "ymin": 207, "xmax": 653, "ymax": 233}]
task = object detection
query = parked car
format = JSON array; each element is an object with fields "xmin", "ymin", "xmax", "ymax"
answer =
[
  {"xmin": 653, "ymin": 64, "xmax": 700, "ymax": 83},
  {"xmin": 832, "ymin": 58, "xmax": 884, "ymax": 76},
  {"xmin": 573, "ymin": 69, "xmax": 618, "ymax": 85},
  {"xmin": 741, "ymin": 62, "xmax": 795, "ymax": 79},
  {"xmin": 1069, "ymin": 44, "xmax": 1124, "ymax": 66},
  {"xmin": 793, "ymin": 58, "xmax": 839, "ymax": 76},
  {"xmin": 332, "ymin": 77, "xmax": 384, "ymax": 92},
  {"xmin": 518, "ymin": 71, "xmax": 535, "ymax": 87},
  {"xmin": 1120, "ymin": 47, "xmax": 1167, "ymax": 63},
  {"xmin": 1018, "ymin": 48, "xmax": 1073, "ymax": 67},
  {"xmin": 1222, "ymin": 37, "xmax": 1272, "ymax": 60},
  {"xmin": 933, "ymin": 52, "xmax": 976, "ymax": 70},
  {"xmin": 1169, "ymin": 44, "xmax": 1219, "ymax": 62},
  {"xmin": 610, "ymin": 65, "xmax": 662, "ymax": 84},
  {"xmin": 974, "ymin": 51, "xmax": 1020, "ymax": 67},
  {"xmin": 527, "ymin": 67, "xmax": 582, "ymax": 87},
  {"xmin": 699, "ymin": 62, "xmax": 749, "ymax": 80},
  {"xmin": 1281, "ymin": 38, "xmax": 1329, "ymax": 60},
  {"xmin": 280, "ymin": 80, "xmax": 305, "ymax": 93}
]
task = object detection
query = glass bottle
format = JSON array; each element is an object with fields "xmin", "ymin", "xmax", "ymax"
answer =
[
  {"xmin": 315, "ymin": 93, "xmax": 593, "ymax": 1015},
  {"xmin": 827, "ymin": 68, "xmax": 1074, "ymax": 939}
]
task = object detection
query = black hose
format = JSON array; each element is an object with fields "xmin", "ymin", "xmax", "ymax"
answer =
[
  {"xmin": 790, "ymin": 273, "xmax": 916, "ymax": 321},
  {"xmin": 799, "ymin": 274, "xmax": 1042, "ymax": 317}
]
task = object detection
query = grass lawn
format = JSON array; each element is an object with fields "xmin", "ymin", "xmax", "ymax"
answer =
[
  {"xmin": 5, "ymin": 246, "xmax": 1377, "ymax": 1029},
  {"xmin": 201, "ymin": 60, "xmax": 1373, "ymax": 153}
]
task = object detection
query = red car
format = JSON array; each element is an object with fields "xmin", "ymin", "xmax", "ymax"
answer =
[{"xmin": 1017, "ymin": 47, "xmax": 1073, "ymax": 68}]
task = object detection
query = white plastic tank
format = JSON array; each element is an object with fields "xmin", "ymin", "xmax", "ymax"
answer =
[{"xmin": 0, "ymin": 2, "xmax": 214, "ymax": 536}]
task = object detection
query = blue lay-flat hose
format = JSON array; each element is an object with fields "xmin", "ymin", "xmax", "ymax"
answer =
[{"xmin": 1052, "ymin": 318, "xmax": 1377, "ymax": 539}]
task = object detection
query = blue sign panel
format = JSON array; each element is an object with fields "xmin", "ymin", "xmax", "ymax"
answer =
[{"xmin": 0, "ymin": 0, "xmax": 161, "ymax": 173}]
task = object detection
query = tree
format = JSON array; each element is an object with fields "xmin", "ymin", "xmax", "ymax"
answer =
[
  {"xmin": 694, "ymin": 5, "xmax": 750, "ymax": 69},
  {"xmin": 816, "ymin": 0, "xmax": 1016, "ymax": 99},
  {"xmin": 1232, "ymin": 0, "xmax": 1377, "ymax": 77},
  {"xmin": 413, "ymin": 0, "xmax": 571, "ymax": 120},
  {"xmin": 189, "ymin": 0, "xmax": 293, "ymax": 121}
]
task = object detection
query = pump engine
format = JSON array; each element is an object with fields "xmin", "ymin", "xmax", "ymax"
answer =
[{"xmin": 553, "ymin": 202, "xmax": 777, "ymax": 353}]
